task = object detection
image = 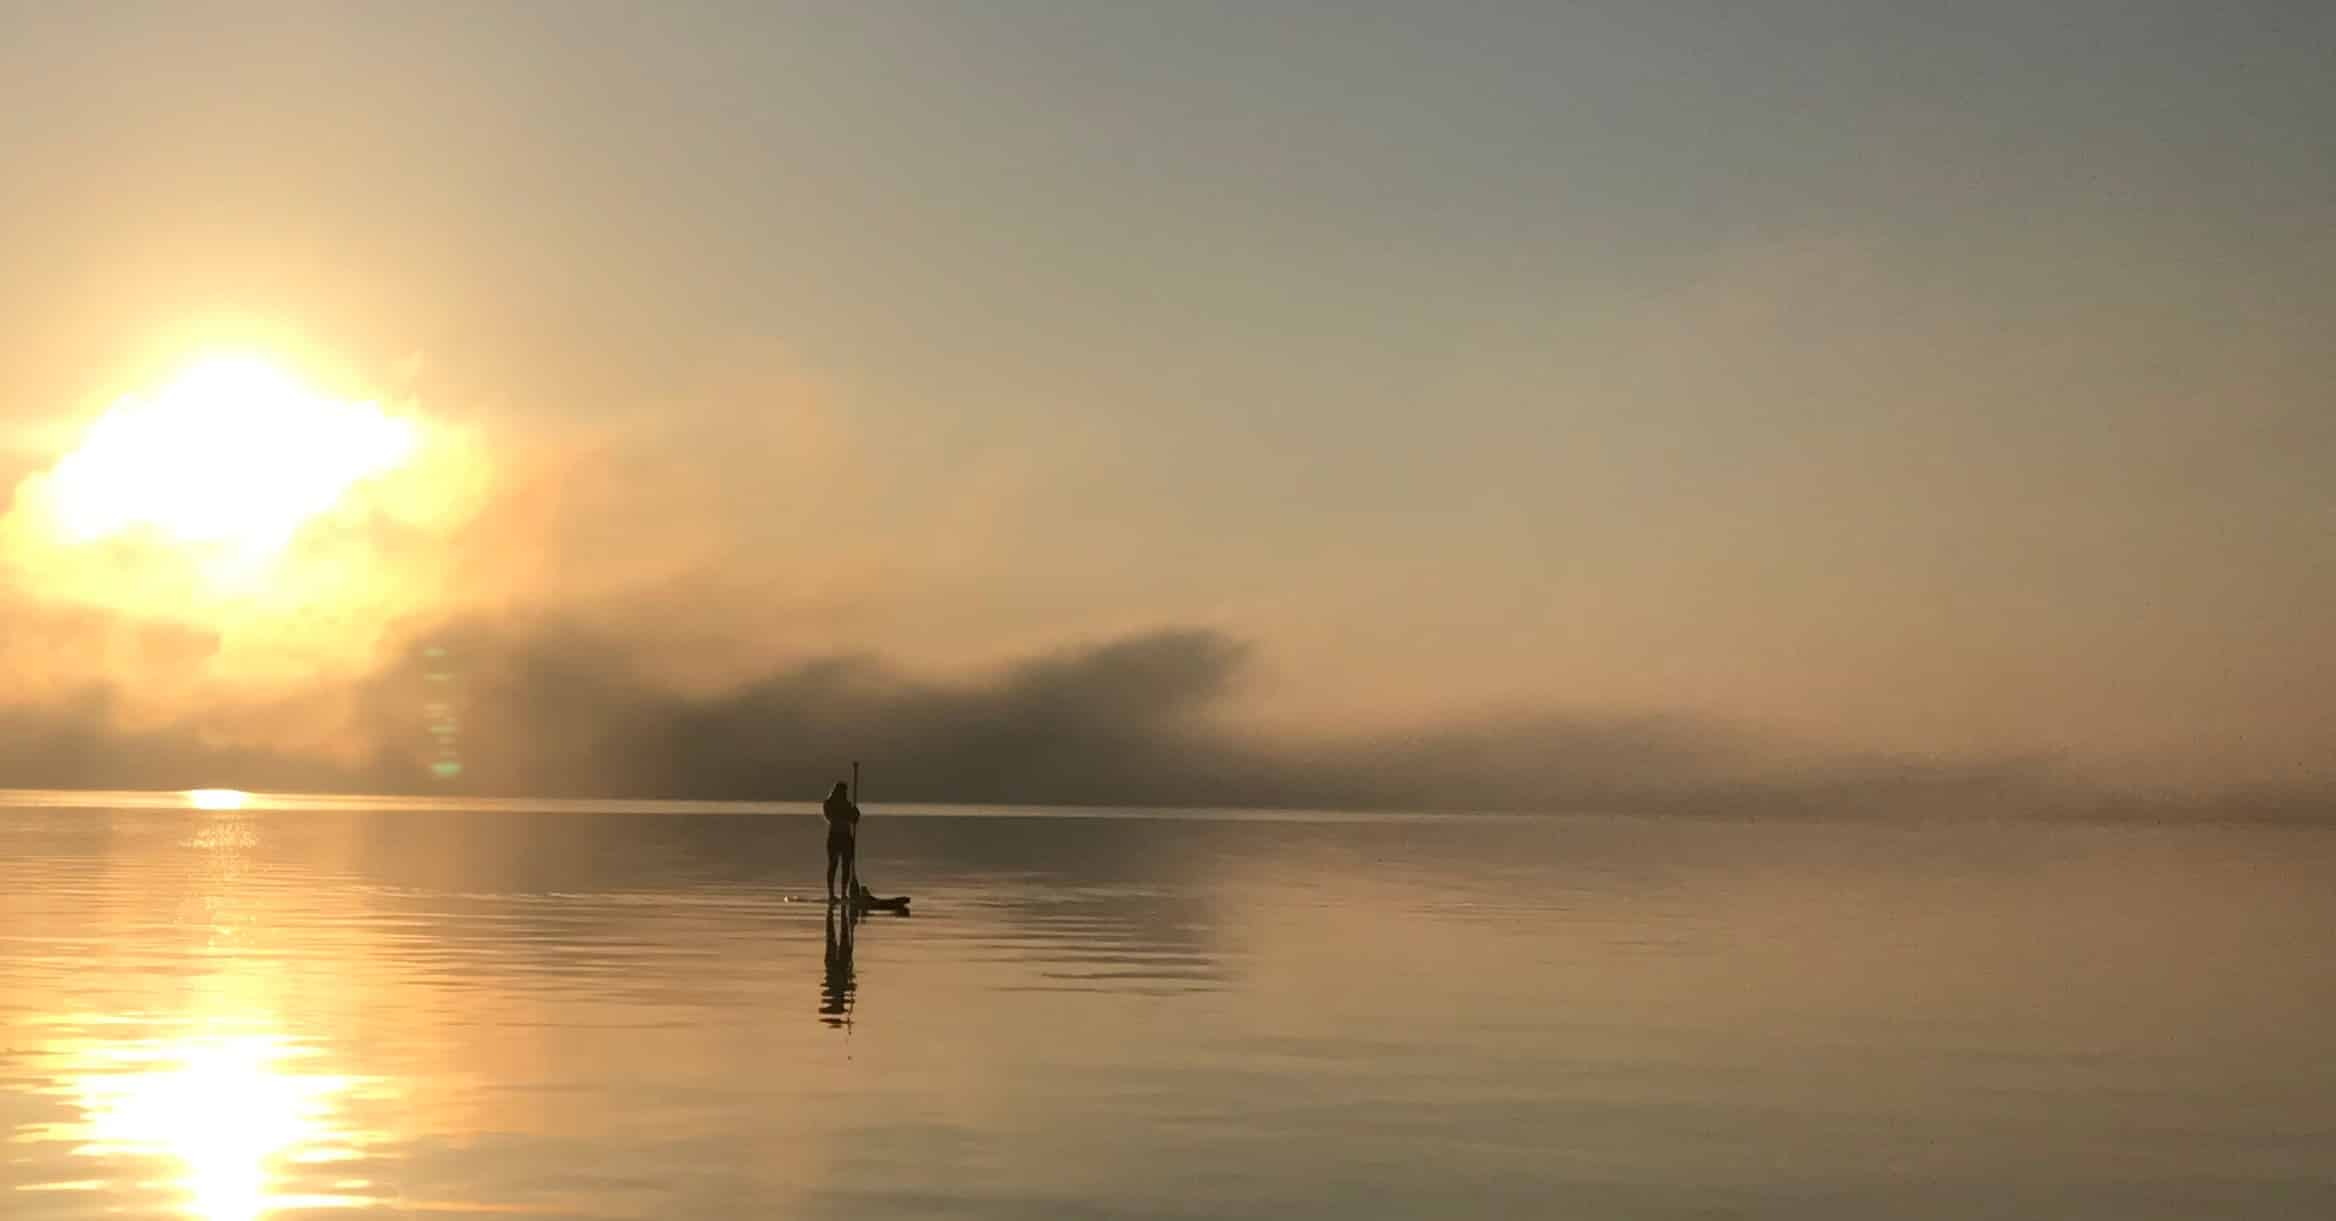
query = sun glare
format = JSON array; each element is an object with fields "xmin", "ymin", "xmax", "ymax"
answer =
[
  {"xmin": 39, "ymin": 354, "xmax": 419, "ymax": 559},
  {"xmin": 0, "ymin": 345, "xmax": 493, "ymax": 691},
  {"xmin": 187, "ymin": 789, "xmax": 252, "ymax": 811},
  {"xmin": 70, "ymin": 1033, "xmax": 369, "ymax": 1221}
]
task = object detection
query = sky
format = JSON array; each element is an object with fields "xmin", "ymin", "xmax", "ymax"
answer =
[{"xmin": 0, "ymin": 2, "xmax": 2330, "ymax": 810}]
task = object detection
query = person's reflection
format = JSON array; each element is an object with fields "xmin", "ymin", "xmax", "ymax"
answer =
[{"xmin": 819, "ymin": 899, "xmax": 857, "ymax": 1028}]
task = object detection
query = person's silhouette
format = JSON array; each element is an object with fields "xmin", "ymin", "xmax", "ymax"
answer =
[{"xmin": 822, "ymin": 780, "xmax": 859, "ymax": 900}]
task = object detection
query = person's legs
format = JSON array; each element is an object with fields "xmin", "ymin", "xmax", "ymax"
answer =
[
  {"xmin": 840, "ymin": 837, "xmax": 857, "ymax": 894},
  {"xmin": 826, "ymin": 838, "xmax": 842, "ymax": 898}
]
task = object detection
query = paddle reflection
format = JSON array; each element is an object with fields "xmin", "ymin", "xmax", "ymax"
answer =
[{"xmin": 820, "ymin": 900, "xmax": 859, "ymax": 1029}]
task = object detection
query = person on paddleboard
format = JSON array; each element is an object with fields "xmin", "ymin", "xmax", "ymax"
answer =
[{"xmin": 823, "ymin": 780, "xmax": 860, "ymax": 900}]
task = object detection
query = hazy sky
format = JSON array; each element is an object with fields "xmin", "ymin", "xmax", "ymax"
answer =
[{"xmin": 1, "ymin": 2, "xmax": 2330, "ymax": 798}]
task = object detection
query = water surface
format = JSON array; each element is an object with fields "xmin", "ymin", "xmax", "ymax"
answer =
[{"xmin": 3, "ymin": 794, "xmax": 2332, "ymax": 1218}]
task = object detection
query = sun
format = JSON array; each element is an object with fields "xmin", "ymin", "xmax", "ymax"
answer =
[
  {"xmin": 0, "ymin": 343, "xmax": 491, "ymax": 693},
  {"xmin": 37, "ymin": 353, "xmax": 420, "ymax": 560}
]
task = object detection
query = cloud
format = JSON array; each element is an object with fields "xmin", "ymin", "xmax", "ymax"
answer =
[
  {"xmin": 0, "ymin": 347, "xmax": 2325, "ymax": 820},
  {"xmin": 0, "ymin": 685, "xmax": 346, "ymax": 793},
  {"xmin": 2, "ymin": 614, "xmax": 2320, "ymax": 823},
  {"xmin": 350, "ymin": 621, "xmax": 1255, "ymax": 803}
]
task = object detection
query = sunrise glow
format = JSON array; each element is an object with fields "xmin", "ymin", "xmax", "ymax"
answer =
[{"xmin": 37, "ymin": 354, "xmax": 419, "ymax": 559}]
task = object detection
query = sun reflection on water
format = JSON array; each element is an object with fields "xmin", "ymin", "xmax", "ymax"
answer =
[{"xmin": 37, "ymin": 1027, "xmax": 379, "ymax": 1221}]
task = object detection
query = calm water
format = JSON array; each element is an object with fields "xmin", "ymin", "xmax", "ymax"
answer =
[{"xmin": 3, "ymin": 793, "xmax": 2333, "ymax": 1219}]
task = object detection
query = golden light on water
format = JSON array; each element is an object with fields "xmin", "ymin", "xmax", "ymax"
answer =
[
  {"xmin": 36, "ymin": 354, "xmax": 418, "ymax": 559},
  {"xmin": 186, "ymin": 790, "xmax": 252, "ymax": 812},
  {"xmin": 57, "ymin": 1032, "xmax": 374, "ymax": 1221}
]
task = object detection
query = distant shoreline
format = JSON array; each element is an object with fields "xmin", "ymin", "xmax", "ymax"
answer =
[{"xmin": 1, "ymin": 787, "xmax": 2328, "ymax": 829}]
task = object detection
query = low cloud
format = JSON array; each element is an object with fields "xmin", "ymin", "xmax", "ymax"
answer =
[
  {"xmin": 1, "ymin": 616, "xmax": 2321, "ymax": 823},
  {"xmin": 1, "ymin": 366, "xmax": 2325, "ymax": 822}
]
